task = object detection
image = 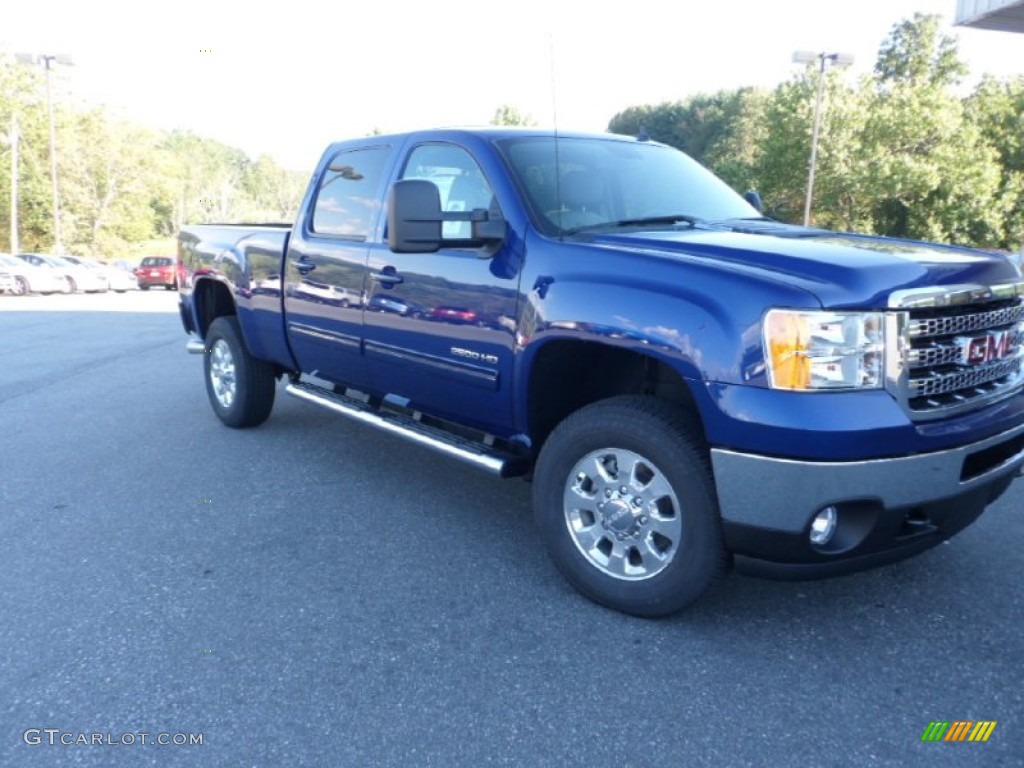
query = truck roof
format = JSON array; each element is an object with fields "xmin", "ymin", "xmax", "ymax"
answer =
[{"xmin": 345, "ymin": 127, "xmax": 650, "ymax": 145}]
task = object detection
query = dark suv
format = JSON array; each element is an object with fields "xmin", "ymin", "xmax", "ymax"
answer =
[{"xmin": 136, "ymin": 257, "xmax": 178, "ymax": 290}]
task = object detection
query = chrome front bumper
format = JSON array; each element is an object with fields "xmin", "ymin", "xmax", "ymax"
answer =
[{"xmin": 711, "ymin": 421, "xmax": 1024, "ymax": 534}]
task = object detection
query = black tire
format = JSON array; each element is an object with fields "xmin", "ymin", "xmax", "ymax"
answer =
[
  {"xmin": 533, "ymin": 395, "xmax": 725, "ymax": 618},
  {"xmin": 203, "ymin": 316, "xmax": 276, "ymax": 428},
  {"xmin": 140, "ymin": 285, "xmax": 150, "ymax": 291}
]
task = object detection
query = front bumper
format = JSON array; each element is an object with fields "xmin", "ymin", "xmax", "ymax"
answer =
[{"xmin": 711, "ymin": 420, "xmax": 1024, "ymax": 578}]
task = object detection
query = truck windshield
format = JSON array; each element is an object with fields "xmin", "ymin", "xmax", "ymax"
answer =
[{"xmin": 497, "ymin": 136, "xmax": 759, "ymax": 237}]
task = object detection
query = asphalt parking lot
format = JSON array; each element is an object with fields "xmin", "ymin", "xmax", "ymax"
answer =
[{"xmin": 0, "ymin": 290, "xmax": 1021, "ymax": 767}]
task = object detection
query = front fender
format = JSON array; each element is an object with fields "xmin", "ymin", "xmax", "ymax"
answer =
[{"xmin": 511, "ymin": 234, "xmax": 823, "ymax": 439}]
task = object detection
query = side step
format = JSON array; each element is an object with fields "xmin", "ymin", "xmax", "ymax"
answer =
[
  {"xmin": 285, "ymin": 380, "xmax": 529, "ymax": 478},
  {"xmin": 185, "ymin": 334, "xmax": 206, "ymax": 354}
]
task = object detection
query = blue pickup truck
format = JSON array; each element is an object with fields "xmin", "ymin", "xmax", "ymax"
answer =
[{"xmin": 178, "ymin": 128, "xmax": 1024, "ymax": 617}]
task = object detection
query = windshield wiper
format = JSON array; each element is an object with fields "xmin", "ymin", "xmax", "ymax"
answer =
[{"xmin": 565, "ymin": 214, "xmax": 701, "ymax": 235}]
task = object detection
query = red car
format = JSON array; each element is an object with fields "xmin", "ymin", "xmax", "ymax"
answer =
[
  {"xmin": 135, "ymin": 256, "xmax": 178, "ymax": 290},
  {"xmin": 428, "ymin": 306, "xmax": 478, "ymax": 324}
]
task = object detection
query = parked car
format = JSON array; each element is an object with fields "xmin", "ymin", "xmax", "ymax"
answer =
[
  {"xmin": 63, "ymin": 255, "xmax": 137, "ymax": 292},
  {"xmin": 16, "ymin": 253, "xmax": 109, "ymax": 293},
  {"xmin": 0, "ymin": 253, "xmax": 66, "ymax": 295},
  {"xmin": 135, "ymin": 256, "xmax": 178, "ymax": 290},
  {"xmin": 104, "ymin": 266, "xmax": 139, "ymax": 293},
  {"xmin": 367, "ymin": 294, "xmax": 423, "ymax": 317},
  {"xmin": 427, "ymin": 305, "xmax": 481, "ymax": 325}
]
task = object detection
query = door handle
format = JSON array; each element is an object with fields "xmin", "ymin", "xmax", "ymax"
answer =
[
  {"xmin": 371, "ymin": 267, "xmax": 403, "ymax": 287},
  {"xmin": 291, "ymin": 257, "xmax": 316, "ymax": 275}
]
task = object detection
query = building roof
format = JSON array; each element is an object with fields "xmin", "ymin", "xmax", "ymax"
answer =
[{"xmin": 955, "ymin": 0, "xmax": 1024, "ymax": 32}]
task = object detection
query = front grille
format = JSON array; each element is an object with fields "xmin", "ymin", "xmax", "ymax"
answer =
[
  {"xmin": 902, "ymin": 294, "xmax": 1024, "ymax": 416},
  {"xmin": 909, "ymin": 356, "xmax": 1021, "ymax": 398},
  {"xmin": 908, "ymin": 304, "xmax": 1024, "ymax": 338}
]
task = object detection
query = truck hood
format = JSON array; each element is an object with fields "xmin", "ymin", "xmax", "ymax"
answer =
[{"xmin": 591, "ymin": 225, "xmax": 1020, "ymax": 308}]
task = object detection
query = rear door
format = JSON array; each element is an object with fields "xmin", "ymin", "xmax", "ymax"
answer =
[{"xmin": 283, "ymin": 143, "xmax": 395, "ymax": 389}]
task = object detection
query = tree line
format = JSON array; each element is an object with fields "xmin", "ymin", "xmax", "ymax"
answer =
[
  {"xmin": 4, "ymin": 14, "xmax": 1022, "ymax": 257},
  {"xmin": 608, "ymin": 14, "xmax": 1024, "ymax": 251},
  {"xmin": 0, "ymin": 57, "xmax": 306, "ymax": 258}
]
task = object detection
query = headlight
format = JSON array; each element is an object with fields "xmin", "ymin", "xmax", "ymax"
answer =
[{"xmin": 764, "ymin": 309, "xmax": 884, "ymax": 390}]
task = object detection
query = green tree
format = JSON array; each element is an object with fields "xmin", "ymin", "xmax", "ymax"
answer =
[
  {"xmin": 59, "ymin": 108, "xmax": 161, "ymax": 255},
  {"xmin": 607, "ymin": 89, "xmax": 762, "ymax": 167},
  {"xmin": 0, "ymin": 58, "xmax": 53, "ymax": 252},
  {"xmin": 966, "ymin": 76, "xmax": 1024, "ymax": 248},
  {"xmin": 861, "ymin": 81, "xmax": 1002, "ymax": 244},
  {"xmin": 244, "ymin": 154, "xmax": 305, "ymax": 221},
  {"xmin": 875, "ymin": 12, "xmax": 967, "ymax": 88},
  {"xmin": 863, "ymin": 14, "xmax": 1001, "ymax": 244},
  {"xmin": 491, "ymin": 104, "xmax": 536, "ymax": 126}
]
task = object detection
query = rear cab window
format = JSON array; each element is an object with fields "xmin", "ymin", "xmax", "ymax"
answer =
[{"xmin": 311, "ymin": 147, "xmax": 393, "ymax": 240}]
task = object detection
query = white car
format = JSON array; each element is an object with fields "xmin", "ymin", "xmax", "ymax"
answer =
[
  {"xmin": 0, "ymin": 271, "xmax": 16, "ymax": 294},
  {"xmin": 0, "ymin": 252, "xmax": 67, "ymax": 295},
  {"xmin": 64, "ymin": 256, "xmax": 137, "ymax": 292},
  {"xmin": 16, "ymin": 253, "xmax": 109, "ymax": 293}
]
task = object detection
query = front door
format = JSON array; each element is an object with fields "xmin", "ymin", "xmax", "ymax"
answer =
[{"xmin": 362, "ymin": 142, "xmax": 520, "ymax": 434}]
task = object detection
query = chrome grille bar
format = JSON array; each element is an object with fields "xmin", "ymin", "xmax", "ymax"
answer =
[{"xmin": 908, "ymin": 304, "xmax": 1024, "ymax": 339}]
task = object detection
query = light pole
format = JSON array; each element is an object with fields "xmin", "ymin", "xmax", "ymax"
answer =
[
  {"xmin": 9, "ymin": 114, "xmax": 17, "ymax": 254},
  {"xmin": 792, "ymin": 50, "xmax": 853, "ymax": 227},
  {"xmin": 16, "ymin": 52, "xmax": 73, "ymax": 255}
]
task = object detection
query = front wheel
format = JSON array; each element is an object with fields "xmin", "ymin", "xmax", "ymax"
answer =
[
  {"xmin": 14, "ymin": 277, "xmax": 29, "ymax": 296},
  {"xmin": 533, "ymin": 395, "xmax": 725, "ymax": 617},
  {"xmin": 203, "ymin": 316, "xmax": 276, "ymax": 428}
]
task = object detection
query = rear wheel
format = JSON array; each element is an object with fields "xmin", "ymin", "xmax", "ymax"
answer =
[
  {"xmin": 140, "ymin": 285, "xmax": 150, "ymax": 291},
  {"xmin": 533, "ymin": 395, "xmax": 725, "ymax": 617},
  {"xmin": 203, "ymin": 316, "xmax": 276, "ymax": 428}
]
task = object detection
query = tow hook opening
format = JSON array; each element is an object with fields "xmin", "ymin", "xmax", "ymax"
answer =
[{"xmin": 897, "ymin": 507, "xmax": 934, "ymax": 539}]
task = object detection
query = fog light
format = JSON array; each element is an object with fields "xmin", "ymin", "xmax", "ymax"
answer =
[{"xmin": 810, "ymin": 506, "xmax": 838, "ymax": 547}]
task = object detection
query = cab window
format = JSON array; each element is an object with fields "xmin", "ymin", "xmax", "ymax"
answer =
[
  {"xmin": 311, "ymin": 147, "xmax": 392, "ymax": 239},
  {"xmin": 400, "ymin": 144, "xmax": 495, "ymax": 239}
]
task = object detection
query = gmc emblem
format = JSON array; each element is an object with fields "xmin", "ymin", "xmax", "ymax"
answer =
[{"xmin": 956, "ymin": 329, "xmax": 1021, "ymax": 366}]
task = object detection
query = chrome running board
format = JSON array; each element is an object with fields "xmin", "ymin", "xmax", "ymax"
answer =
[{"xmin": 285, "ymin": 380, "xmax": 529, "ymax": 478}]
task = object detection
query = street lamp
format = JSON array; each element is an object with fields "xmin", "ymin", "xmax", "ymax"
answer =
[
  {"xmin": 8, "ymin": 114, "xmax": 17, "ymax": 255},
  {"xmin": 792, "ymin": 50, "xmax": 853, "ymax": 227},
  {"xmin": 16, "ymin": 52, "xmax": 73, "ymax": 255}
]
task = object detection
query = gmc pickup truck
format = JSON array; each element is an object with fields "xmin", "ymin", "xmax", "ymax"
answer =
[{"xmin": 178, "ymin": 128, "xmax": 1024, "ymax": 617}]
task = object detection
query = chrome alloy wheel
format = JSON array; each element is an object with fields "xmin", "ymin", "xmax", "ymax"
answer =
[
  {"xmin": 209, "ymin": 339, "xmax": 237, "ymax": 409},
  {"xmin": 563, "ymin": 448, "xmax": 683, "ymax": 580}
]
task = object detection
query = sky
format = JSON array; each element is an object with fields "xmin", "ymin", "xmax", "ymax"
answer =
[{"xmin": 4, "ymin": 0, "xmax": 1024, "ymax": 170}]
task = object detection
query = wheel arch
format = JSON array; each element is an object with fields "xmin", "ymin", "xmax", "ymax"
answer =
[
  {"xmin": 522, "ymin": 338, "xmax": 708, "ymax": 455},
  {"xmin": 193, "ymin": 277, "xmax": 238, "ymax": 338}
]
